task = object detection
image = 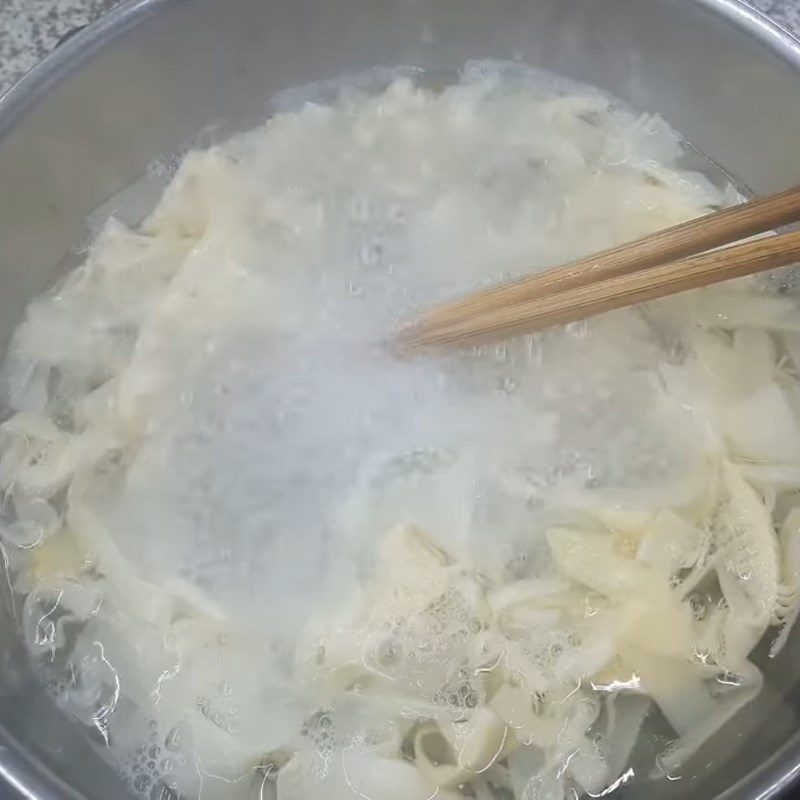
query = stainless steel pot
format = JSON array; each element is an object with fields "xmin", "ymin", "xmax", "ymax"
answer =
[{"xmin": 2, "ymin": 0, "xmax": 800, "ymax": 797}]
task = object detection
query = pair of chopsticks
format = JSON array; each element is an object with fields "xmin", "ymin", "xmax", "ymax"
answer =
[{"xmin": 400, "ymin": 184, "xmax": 800, "ymax": 349}]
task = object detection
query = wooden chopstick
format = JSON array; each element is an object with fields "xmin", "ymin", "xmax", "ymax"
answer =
[
  {"xmin": 408, "ymin": 184, "xmax": 800, "ymax": 339},
  {"xmin": 402, "ymin": 184, "xmax": 800, "ymax": 348},
  {"xmin": 402, "ymin": 229, "xmax": 800, "ymax": 348}
]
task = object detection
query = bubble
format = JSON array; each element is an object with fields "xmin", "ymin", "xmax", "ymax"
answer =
[
  {"xmin": 349, "ymin": 194, "xmax": 372, "ymax": 223},
  {"xmin": 164, "ymin": 726, "xmax": 183, "ymax": 752},
  {"xmin": 687, "ymin": 592, "xmax": 708, "ymax": 621},
  {"xmin": 377, "ymin": 638, "xmax": 402, "ymax": 666},
  {"xmin": 654, "ymin": 744, "xmax": 683, "ymax": 781},
  {"xmin": 360, "ymin": 240, "xmax": 385, "ymax": 267},
  {"xmin": 2, "ymin": 520, "xmax": 46, "ymax": 549},
  {"xmin": 150, "ymin": 781, "xmax": 181, "ymax": 800},
  {"xmin": 494, "ymin": 344, "xmax": 509, "ymax": 363},
  {"xmin": 388, "ymin": 204, "xmax": 407, "ymax": 225},
  {"xmin": 711, "ymin": 671, "xmax": 743, "ymax": 697},
  {"xmin": 593, "ymin": 732, "xmax": 608, "ymax": 758},
  {"xmin": 497, "ymin": 375, "xmax": 517, "ymax": 394},
  {"xmin": 565, "ymin": 320, "xmax": 589, "ymax": 339}
]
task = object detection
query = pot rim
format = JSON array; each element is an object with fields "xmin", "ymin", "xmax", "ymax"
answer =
[{"xmin": 0, "ymin": 0, "xmax": 799, "ymax": 798}]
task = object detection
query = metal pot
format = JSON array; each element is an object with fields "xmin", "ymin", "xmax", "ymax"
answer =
[{"xmin": 1, "ymin": 0, "xmax": 800, "ymax": 797}]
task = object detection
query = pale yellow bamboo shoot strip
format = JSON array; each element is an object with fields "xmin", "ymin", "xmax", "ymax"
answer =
[
  {"xmin": 403, "ymin": 229, "xmax": 800, "ymax": 348},
  {"xmin": 412, "ymin": 184, "xmax": 800, "ymax": 333}
]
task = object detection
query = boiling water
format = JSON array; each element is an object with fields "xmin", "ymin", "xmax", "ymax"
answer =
[{"xmin": 2, "ymin": 61, "xmax": 799, "ymax": 800}]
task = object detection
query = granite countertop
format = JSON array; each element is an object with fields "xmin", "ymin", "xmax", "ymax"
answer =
[
  {"xmin": 0, "ymin": 0, "xmax": 119, "ymax": 93},
  {"xmin": 1, "ymin": 0, "xmax": 800, "ymax": 94}
]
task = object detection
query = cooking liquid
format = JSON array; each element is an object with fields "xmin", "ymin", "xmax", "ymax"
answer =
[{"xmin": 1, "ymin": 61, "xmax": 799, "ymax": 800}]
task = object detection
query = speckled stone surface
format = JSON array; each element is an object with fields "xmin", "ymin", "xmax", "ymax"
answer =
[
  {"xmin": 753, "ymin": 0, "xmax": 800, "ymax": 28},
  {"xmin": 0, "ymin": 0, "xmax": 120, "ymax": 93},
  {"xmin": 0, "ymin": 0, "xmax": 799, "ymax": 96}
]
